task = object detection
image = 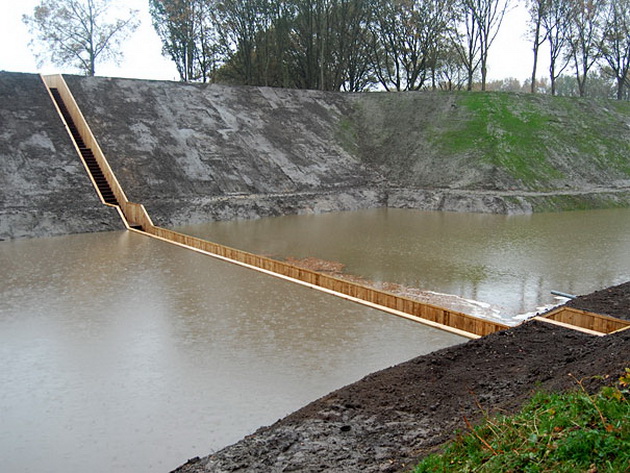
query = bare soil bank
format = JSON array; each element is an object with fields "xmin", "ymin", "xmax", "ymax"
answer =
[
  {"xmin": 0, "ymin": 72, "xmax": 123, "ymax": 240},
  {"xmin": 3, "ymin": 72, "xmax": 630, "ymax": 239},
  {"xmin": 567, "ymin": 281, "xmax": 630, "ymax": 321},
  {"xmin": 173, "ymin": 282, "xmax": 630, "ymax": 473},
  {"xmin": 65, "ymin": 75, "xmax": 630, "ymax": 224},
  {"xmin": 61, "ymin": 76, "xmax": 630, "ymax": 224}
]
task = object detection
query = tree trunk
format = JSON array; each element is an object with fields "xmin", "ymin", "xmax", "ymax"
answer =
[{"xmin": 530, "ymin": 18, "xmax": 542, "ymax": 93}]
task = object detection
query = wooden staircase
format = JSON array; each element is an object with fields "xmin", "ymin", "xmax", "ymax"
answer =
[{"xmin": 49, "ymin": 88, "xmax": 120, "ymax": 207}]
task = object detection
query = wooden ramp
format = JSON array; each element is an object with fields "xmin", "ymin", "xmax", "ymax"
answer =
[{"xmin": 41, "ymin": 74, "xmax": 626, "ymax": 340}]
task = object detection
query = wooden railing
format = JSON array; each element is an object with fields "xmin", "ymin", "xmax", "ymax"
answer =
[{"xmin": 540, "ymin": 307, "xmax": 630, "ymax": 334}]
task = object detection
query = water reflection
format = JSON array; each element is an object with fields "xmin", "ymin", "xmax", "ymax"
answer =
[
  {"xmin": 0, "ymin": 231, "xmax": 462, "ymax": 473},
  {"xmin": 178, "ymin": 208, "xmax": 630, "ymax": 318}
]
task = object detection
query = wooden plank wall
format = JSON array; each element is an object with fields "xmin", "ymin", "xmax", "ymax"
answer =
[
  {"xmin": 543, "ymin": 307, "xmax": 630, "ymax": 334},
  {"xmin": 147, "ymin": 225, "xmax": 510, "ymax": 338}
]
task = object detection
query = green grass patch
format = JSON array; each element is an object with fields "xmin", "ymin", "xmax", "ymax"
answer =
[
  {"xmin": 413, "ymin": 369, "xmax": 630, "ymax": 473},
  {"xmin": 336, "ymin": 116, "xmax": 359, "ymax": 155},
  {"xmin": 438, "ymin": 93, "xmax": 563, "ymax": 188},
  {"xmin": 433, "ymin": 92, "xmax": 630, "ymax": 189}
]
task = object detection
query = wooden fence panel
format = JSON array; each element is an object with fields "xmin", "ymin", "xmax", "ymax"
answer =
[{"xmin": 144, "ymin": 225, "xmax": 511, "ymax": 338}]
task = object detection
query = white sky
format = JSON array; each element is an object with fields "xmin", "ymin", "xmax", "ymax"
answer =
[{"xmin": 0, "ymin": 0, "xmax": 547, "ymax": 84}]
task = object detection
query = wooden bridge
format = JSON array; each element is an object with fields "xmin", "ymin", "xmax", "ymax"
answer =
[{"xmin": 42, "ymin": 74, "xmax": 630, "ymax": 340}]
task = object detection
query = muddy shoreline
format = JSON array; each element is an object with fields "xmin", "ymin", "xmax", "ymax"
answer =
[{"xmin": 173, "ymin": 282, "xmax": 630, "ymax": 473}]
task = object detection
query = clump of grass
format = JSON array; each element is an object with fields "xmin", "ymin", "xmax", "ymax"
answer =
[
  {"xmin": 413, "ymin": 369, "xmax": 630, "ymax": 473},
  {"xmin": 433, "ymin": 92, "xmax": 630, "ymax": 189}
]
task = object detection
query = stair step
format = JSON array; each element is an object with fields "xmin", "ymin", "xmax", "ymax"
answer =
[{"xmin": 50, "ymin": 86, "xmax": 120, "ymax": 208}]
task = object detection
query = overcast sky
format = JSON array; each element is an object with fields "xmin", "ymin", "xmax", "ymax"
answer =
[{"xmin": 0, "ymin": 0, "xmax": 547, "ymax": 84}]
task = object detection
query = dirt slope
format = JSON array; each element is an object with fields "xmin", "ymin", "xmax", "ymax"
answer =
[
  {"xmin": 3, "ymin": 72, "xmax": 630, "ymax": 238},
  {"xmin": 65, "ymin": 77, "xmax": 629, "ymax": 221},
  {"xmin": 0, "ymin": 72, "xmax": 122, "ymax": 240},
  {"xmin": 63, "ymin": 75, "xmax": 381, "ymax": 227},
  {"xmin": 173, "ymin": 286, "xmax": 630, "ymax": 473},
  {"xmin": 567, "ymin": 281, "xmax": 630, "ymax": 320},
  {"xmin": 351, "ymin": 91, "xmax": 630, "ymax": 192}
]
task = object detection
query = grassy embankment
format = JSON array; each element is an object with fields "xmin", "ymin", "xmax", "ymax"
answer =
[
  {"xmin": 435, "ymin": 92, "xmax": 630, "ymax": 193},
  {"xmin": 413, "ymin": 369, "xmax": 630, "ymax": 473},
  {"xmin": 350, "ymin": 90, "xmax": 630, "ymax": 211}
]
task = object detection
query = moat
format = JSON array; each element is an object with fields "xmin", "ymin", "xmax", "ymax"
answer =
[{"xmin": 2, "ymin": 207, "xmax": 630, "ymax": 472}]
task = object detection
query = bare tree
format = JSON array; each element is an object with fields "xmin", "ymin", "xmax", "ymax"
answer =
[
  {"xmin": 289, "ymin": 0, "xmax": 333, "ymax": 90},
  {"xmin": 450, "ymin": 1, "xmax": 482, "ymax": 91},
  {"xmin": 463, "ymin": 0, "xmax": 510, "ymax": 90},
  {"xmin": 566, "ymin": 0, "xmax": 605, "ymax": 97},
  {"xmin": 150, "ymin": 0, "xmax": 218, "ymax": 82},
  {"xmin": 434, "ymin": 43, "xmax": 470, "ymax": 90},
  {"xmin": 541, "ymin": 0, "xmax": 571, "ymax": 95},
  {"xmin": 214, "ymin": 0, "xmax": 272, "ymax": 85},
  {"xmin": 601, "ymin": 0, "xmax": 630, "ymax": 99},
  {"xmin": 527, "ymin": 0, "xmax": 547, "ymax": 93},
  {"xmin": 23, "ymin": 0, "xmax": 138, "ymax": 76},
  {"xmin": 329, "ymin": 0, "xmax": 375, "ymax": 92},
  {"xmin": 369, "ymin": 0, "xmax": 454, "ymax": 91}
]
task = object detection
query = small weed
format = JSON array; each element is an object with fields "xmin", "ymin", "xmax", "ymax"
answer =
[{"xmin": 413, "ymin": 369, "xmax": 630, "ymax": 473}]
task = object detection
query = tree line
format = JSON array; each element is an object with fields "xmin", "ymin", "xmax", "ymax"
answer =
[
  {"xmin": 147, "ymin": 0, "xmax": 510, "ymax": 92},
  {"xmin": 147, "ymin": 0, "xmax": 630, "ymax": 99},
  {"xmin": 23, "ymin": 0, "xmax": 630, "ymax": 99}
]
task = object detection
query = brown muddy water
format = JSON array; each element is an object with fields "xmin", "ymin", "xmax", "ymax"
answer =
[
  {"xmin": 0, "ymin": 229, "xmax": 462, "ymax": 473},
  {"xmin": 179, "ymin": 208, "xmax": 630, "ymax": 322}
]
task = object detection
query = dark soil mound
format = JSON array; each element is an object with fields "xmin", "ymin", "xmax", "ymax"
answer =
[
  {"xmin": 567, "ymin": 281, "xmax": 630, "ymax": 320},
  {"xmin": 173, "ymin": 284, "xmax": 630, "ymax": 473}
]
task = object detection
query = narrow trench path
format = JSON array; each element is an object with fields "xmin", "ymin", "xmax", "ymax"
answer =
[
  {"xmin": 49, "ymin": 88, "xmax": 120, "ymax": 207},
  {"xmin": 42, "ymin": 76, "xmax": 625, "ymax": 340}
]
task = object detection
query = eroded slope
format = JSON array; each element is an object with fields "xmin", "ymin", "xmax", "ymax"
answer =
[
  {"xmin": 351, "ymin": 91, "xmax": 630, "ymax": 191},
  {"xmin": 64, "ymin": 75, "xmax": 380, "ymax": 226},
  {"xmin": 0, "ymin": 72, "xmax": 122, "ymax": 240}
]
